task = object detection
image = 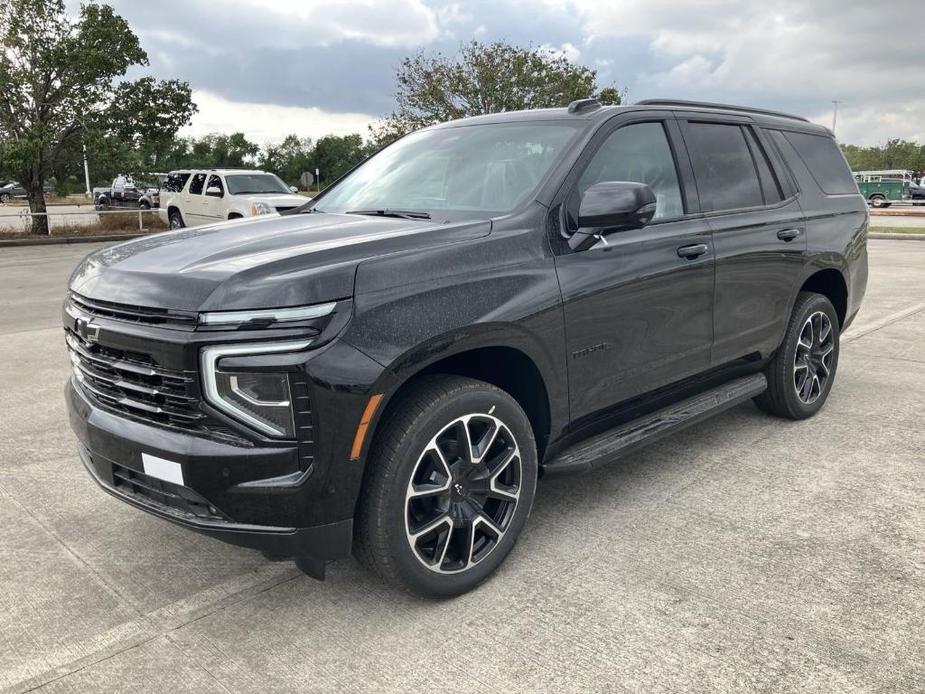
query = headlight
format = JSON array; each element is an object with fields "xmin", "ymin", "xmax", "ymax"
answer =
[
  {"xmin": 199, "ymin": 301, "xmax": 336, "ymax": 327},
  {"xmin": 200, "ymin": 340, "xmax": 312, "ymax": 438},
  {"xmin": 250, "ymin": 201, "xmax": 276, "ymax": 216}
]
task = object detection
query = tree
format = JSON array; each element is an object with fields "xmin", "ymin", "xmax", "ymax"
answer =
[
  {"xmin": 841, "ymin": 139, "xmax": 925, "ymax": 173},
  {"xmin": 260, "ymin": 134, "xmax": 313, "ymax": 186},
  {"xmin": 371, "ymin": 40, "xmax": 622, "ymax": 146},
  {"xmin": 309, "ymin": 134, "xmax": 367, "ymax": 187},
  {"xmin": 0, "ymin": 0, "xmax": 196, "ymax": 234}
]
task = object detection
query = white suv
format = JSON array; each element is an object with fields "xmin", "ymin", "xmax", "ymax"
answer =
[{"xmin": 159, "ymin": 169, "xmax": 309, "ymax": 229}]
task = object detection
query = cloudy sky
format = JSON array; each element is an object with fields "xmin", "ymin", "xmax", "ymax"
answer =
[{"xmin": 98, "ymin": 0, "xmax": 922, "ymax": 146}]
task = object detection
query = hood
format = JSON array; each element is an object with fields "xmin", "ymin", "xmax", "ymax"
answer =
[
  {"xmin": 239, "ymin": 193, "xmax": 308, "ymax": 207},
  {"xmin": 69, "ymin": 212, "xmax": 490, "ymax": 312}
]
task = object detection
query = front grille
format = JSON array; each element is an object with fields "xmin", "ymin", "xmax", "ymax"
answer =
[
  {"xmin": 69, "ymin": 292, "xmax": 198, "ymax": 330},
  {"xmin": 66, "ymin": 328, "xmax": 205, "ymax": 430},
  {"xmin": 111, "ymin": 462, "xmax": 226, "ymax": 522}
]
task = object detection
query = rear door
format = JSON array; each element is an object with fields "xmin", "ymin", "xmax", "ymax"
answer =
[
  {"xmin": 183, "ymin": 172, "xmax": 208, "ymax": 226},
  {"xmin": 200, "ymin": 174, "xmax": 226, "ymax": 223},
  {"xmin": 555, "ymin": 115, "xmax": 714, "ymax": 420},
  {"xmin": 678, "ymin": 116, "xmax": 806, "ymax": 366}
]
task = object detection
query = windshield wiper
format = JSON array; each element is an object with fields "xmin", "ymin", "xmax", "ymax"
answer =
[{"xmin": 346, "ymin": 208, "xmax": 431, "ymax": 220}]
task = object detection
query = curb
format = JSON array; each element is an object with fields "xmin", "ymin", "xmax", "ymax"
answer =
[
  {"xmin": 869, "ymin": 209, "xmax": 925, "ymax": 217},
  {"xmin": 869, "ymin": 232, "xmax": 925, "ymax": 241},
  {"xmin": 0, "ymin": 233, "xmax": 144, "ymax": 248}
]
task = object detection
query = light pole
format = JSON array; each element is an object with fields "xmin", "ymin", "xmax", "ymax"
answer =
[
  {"xmin": 82, "ymin": 141, "xmax": 91, "ymax": 197},
  {"xmin": 831, "ymin": 100, "xmax": 841, "ymax": 136}
]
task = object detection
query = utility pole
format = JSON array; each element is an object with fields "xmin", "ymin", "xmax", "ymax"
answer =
[
  {"xmin": 82, "ymin": 142, "xmax": 91, "ymax": 197},
  {"xmin": 831, "ymin": 100, "xmax": 841, "ymax": 136}
]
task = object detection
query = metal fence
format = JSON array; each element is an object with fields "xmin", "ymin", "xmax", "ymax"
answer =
[{"xmin": 0, "ymin": 206, "xmax": 165, "ymax": 235}]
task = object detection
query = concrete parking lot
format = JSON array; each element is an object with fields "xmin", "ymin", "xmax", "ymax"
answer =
[{"xmin": 1, "ymin": 240, "xmax": 923, "ymax": 693}]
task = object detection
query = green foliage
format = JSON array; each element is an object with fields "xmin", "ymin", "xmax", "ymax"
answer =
[
  {"xmin": 0, "ymin": 0, "xmax": 195, "ymax": 232},
  {"xmin": 840, "ymin": 139, "xmax": 925, "ymax": 173},
  {"xmin": 371, "ymin": 40, "xmax": 623, "ymax": 146}
]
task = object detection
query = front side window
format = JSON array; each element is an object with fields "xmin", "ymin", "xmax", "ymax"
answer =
[
  {"xmin": 206, "ymin": 175, "xmax": 224, "ymax": 197},
  {"xmin": 225, "ymin": 174, "xmax": 290, "ymax": 196},
  {"xmin": 570, "ymin": 121, "xmax": 684, "ymax": 226},
  {"xmin": 315, "ymin": 123, "xmax": 580, "ymax": 219},
  {"xmin": 685, "ymin": 122, "xmax": 764, "ymax": 212}
]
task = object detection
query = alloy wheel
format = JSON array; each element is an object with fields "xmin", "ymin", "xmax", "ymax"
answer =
[
  {"xmin": 404, "ymin": 413, "xmax": 522, "ymax": 574},
  {"xmin": 793, "ymin": 310, "xmax": 835, "ymax": 405}
]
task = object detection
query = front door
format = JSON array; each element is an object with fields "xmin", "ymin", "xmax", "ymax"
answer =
[
  {"xmin": 555, "ymin": 118, "xmax": 714, "ymax": 421},
  {"xmin": 200, "ymin": 175, "xmax": 226, "ymax": 224},
  {"xmin": 678, "ymin": 118, "xmax": 807, "ymax": 365}
]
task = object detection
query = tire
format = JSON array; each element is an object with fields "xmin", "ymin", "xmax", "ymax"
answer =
[
  {"xmin": 869, "ymin": 195, "xmax": 889, "ymax": 208},
  {"xmin": 139, "ymin": 201, "xmax": 151, "ymax": 210},
  {"xmin": 168, "ymin": 208, "xmax": 184, "ymax": 229},
  {"xmin": 0, "ymin": 193, "xmax": 9, "ymax": 204},
  {"xmin": 354, "ymin": 375, "xmax": 538, "ymax": 597},
  {"xmin": 754, "ymin": 292, "xmax": 840, "ymax": 420}
]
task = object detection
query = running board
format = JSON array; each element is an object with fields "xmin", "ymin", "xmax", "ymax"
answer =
[{"xmin": 543, "ymin": 373, "xmax": 767, "ymax": 476}]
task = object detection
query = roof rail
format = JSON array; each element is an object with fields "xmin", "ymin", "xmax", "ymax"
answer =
[
  {"xmin": 635, "ymin": 99, "xmax": 809, "ymax": 123},
  {"xmin": 567, "ymin": 98, "xmax": 602, "ymax": 115}
]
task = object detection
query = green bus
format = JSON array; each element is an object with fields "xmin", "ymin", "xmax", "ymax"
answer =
[{"xmin": 853, "ymin": 169, "xmax": 912, "ymax": 208}]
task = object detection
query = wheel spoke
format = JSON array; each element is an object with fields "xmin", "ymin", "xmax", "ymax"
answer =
[
  {"xmin": 407, "ymin": 444, "xmax": 452, "ymax": 499},
  {"xmin": 818, "ymin": 317, "xmax": 832, "ymax": 344},
  {"xmin": 800, "ymin": 371, "xmax": 814, "ymax": 401},
  {"xmin": 409, "ymin": 514, "xmax": 452, "ymax": 541},
  {"xmin": 471, "ymin": 418, "xmax": 501, "ymax": 464}
]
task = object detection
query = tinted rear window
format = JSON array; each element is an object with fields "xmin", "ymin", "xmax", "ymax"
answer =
[
  {"xmin": 685, "ymin": 122, "xmax": 764, "ymax": 211},
  {"xmin": 782, "ymin": 131, "xmax": 858, "ymax": 195}
]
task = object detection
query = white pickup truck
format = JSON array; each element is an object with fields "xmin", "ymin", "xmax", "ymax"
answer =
[{"xmin": 158, "ymin": 169, "xmax": 309, "ymax": 229}]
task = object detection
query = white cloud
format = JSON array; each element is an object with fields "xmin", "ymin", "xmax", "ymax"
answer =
[
  {"xmin": 181, "ymin": 91, "xmax": 376, "ymax": 145},
  {"xmin": 227, "ymin": 0, "xmax": 440, "ymax": 47},
  {"xmin": 540, "ymin": 42, "xmax": 581, "ymax": 62},
  {"xmin": 567, "ymin": 0, "xmax": 925, "ymax": 144}
]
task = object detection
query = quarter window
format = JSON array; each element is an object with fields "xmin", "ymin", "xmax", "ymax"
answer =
[
  {"xmin": 164, "ymin": 172, "xmax": 190, "ymax": 193},
  {"xmin": 685, "ymin": 122, "xmax": 764, "ymax": 211},
  {"xmin": 782, "ymin": 131, "xmax": 858, "ymax": 195},
  {"xmin": 572, "ymin": 121, "xmax": 684, "ymax": 225}
]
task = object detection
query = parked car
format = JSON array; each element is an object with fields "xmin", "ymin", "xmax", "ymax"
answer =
[
  {"xmin": 157, "ymin": 168, "xmax": 306, "ymax": 229},
  {"xmin": 64, "ymin": 98, "xmax": 868, "ymax": 597},
  {"xmin": 910, "ymin": 182, "xmax": 925, "ymax": 204},
  {"xmin": 94, "ymin": 177, "xmax": 161, "ymax": 210},
  {"xmin": 0, "ymin": 180, "xmax": 53, "ymax": 202}
]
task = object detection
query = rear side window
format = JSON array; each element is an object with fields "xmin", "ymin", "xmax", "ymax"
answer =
[
  {"xmin": 188, "ymin": 173, "xmax": 207, "ymax": 195},
  {"xmin": 743, "ymin": 128, "xmax": 784, "ymax": 204},
  {"xmin": 164, "ymin": 172, "xmax": 190, "ymax": 193},
  {"xmin": 782, "ymin": 131, "xmax": 858, "ymax": 195},
  {"xmin": 685, "ymin": 122, "xmax": 764, "ymax": 212}
]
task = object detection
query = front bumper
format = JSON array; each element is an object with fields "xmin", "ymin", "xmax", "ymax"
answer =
[{"xmin": 66, "ymin": 378, "xmax": 353, "ymax": 559}]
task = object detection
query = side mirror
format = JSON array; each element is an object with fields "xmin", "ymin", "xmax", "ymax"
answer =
[
  {"xmin": 206, "ymin": 186, "xmax": 223, "ymax": 197},
  {"xmin": 569, "ymin": 181, "xmax": 657, "ymax": 252},
  {"xmin": 289, "ymin": 185, "xmax": 299, "ymax": 193}
]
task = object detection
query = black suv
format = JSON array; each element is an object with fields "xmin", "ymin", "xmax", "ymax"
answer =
[{"xmin": 64, "ymin": 99, "xmax": 868, "ymax": 596}]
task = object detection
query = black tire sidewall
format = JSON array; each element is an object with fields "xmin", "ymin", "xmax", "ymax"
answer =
[
  {"xmin": 374, "ymin": 383, "xmax": 537, "ymax": 597},
  {"xmin": 169, "ymin": 210, "xmax": 183, "ymax": 228},
  {"xmin": 778, "ymin": 294, "xmax": 840, "ymax": 418}
]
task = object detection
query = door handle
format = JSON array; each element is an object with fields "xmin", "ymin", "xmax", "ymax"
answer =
[
  {"xmin": 777, "ymin": 228, "xmax": 802, "ymax": 242},
  {"xmin": 677, "ymin": 243, "xmax": 708, "ymax": 259}
]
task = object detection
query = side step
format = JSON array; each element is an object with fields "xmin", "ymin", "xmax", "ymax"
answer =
[{"xmin": 543, "ymin": 373, "xmax": 767, "ymax": 476}]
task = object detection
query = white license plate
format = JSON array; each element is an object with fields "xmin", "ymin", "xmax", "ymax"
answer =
[{"xmin": 141, "ymin": 453, "xmax": 184, "ymax": 485}]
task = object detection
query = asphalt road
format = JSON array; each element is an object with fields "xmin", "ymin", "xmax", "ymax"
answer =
[{"xmin": 1, "ymin": 240, "xmax": 923, "ymax": 693}]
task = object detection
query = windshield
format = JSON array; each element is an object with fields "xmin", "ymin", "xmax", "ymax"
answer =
[
  {"xmin": 315, "ymin": 122, "xmax": 580, "ymax": 219},
  {"xmin": 226, "ymin": 173, "xmax": 290, "ymax": 195}
]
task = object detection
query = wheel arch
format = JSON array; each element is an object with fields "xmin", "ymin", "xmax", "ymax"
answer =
[
  {"xmin": 365, "ymin": 333, "xmax": 558, "ymax": 467},
  {"xmin": 800, "ymin": 267, "xmax": 848, "ymax": 327}
]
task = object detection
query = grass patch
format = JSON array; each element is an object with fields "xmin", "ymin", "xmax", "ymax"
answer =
[
  {"xmin": 0, "ymin": 210, "xmax": 168, "ymax": 238},
  {"xmin": 869, "ymin": 226, "xmax": 925, "ymax": 234}
]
